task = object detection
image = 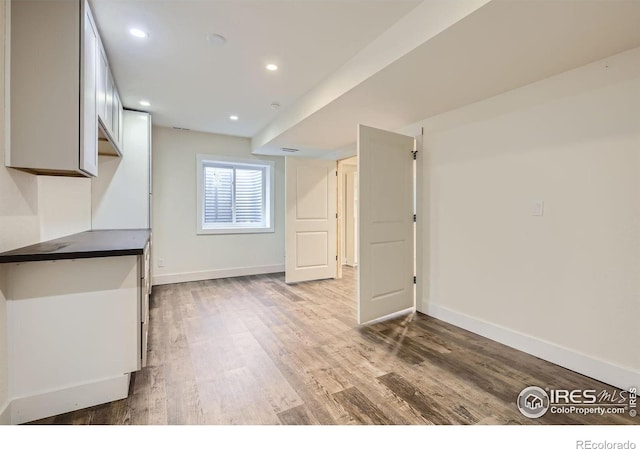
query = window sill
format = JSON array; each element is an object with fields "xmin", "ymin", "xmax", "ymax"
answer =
[{"xmin": 197, "ymin": 226, "xmax": 274, "ymax": 235}]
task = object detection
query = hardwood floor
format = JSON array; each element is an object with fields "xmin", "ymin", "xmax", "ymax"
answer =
[{"xmin": 30, "ymin": 267, "xmax": 636, "ymax": 425}]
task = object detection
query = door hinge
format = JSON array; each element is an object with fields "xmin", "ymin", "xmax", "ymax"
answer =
[
  {"xmin": 413, "ymin": 276, "xmax": 417, "ymax": 284},
  {"xmin": 413, "ymin": 214, "xmax": 416, "ymax": 222},
  {"xmin": 336, "ymin": 171, "xmax": 338, "ymax": 176},
  {"xmin": 336, "ymin": 255, "xmax": 338, "ymax": 261},
  {"xmin": 336, "ymin": 213, "xmax": 338, "ymax": 219},
  {"xmin": 412, "ymin": 151, "xmax": 418, "ymax": 160}
]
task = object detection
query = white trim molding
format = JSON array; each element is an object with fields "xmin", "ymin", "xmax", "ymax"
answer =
[
  {"xmin": 423, "ymin": 303, "xmax": 638, "ymax": 391},
  {"xmin": 153, "ymin": 264, "xmax": 285, "ymax": 286},
  {"xmin": 196, "ymin": 154, "xmax": 276, "ymax": 235},
  {"xmin": 9, "ymin": 374, "xmax": 130, "ymax": 425}
]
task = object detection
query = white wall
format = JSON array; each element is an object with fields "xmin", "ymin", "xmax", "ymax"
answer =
[
  {"xmin": 152, "ymin": 126, "xmax": 285, "ymax": 285},
  {"xmin": 92, "ymin": 111, "xmax": 151, "ymax": 230},
  {"xmin": 0, "ymin": 0, "xmax": 91, "ymax": 423},
  {"xmin": 416, "ymin": 46, "xmax": 640, "ymax": 389}
]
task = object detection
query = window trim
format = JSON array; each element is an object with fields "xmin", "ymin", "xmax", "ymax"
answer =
[{"xmin": 196, "ymin": 154, "xmax": 275, "ymax": 235}]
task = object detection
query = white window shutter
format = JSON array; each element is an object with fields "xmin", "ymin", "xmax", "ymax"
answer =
[
  {"xmin": 235, "ymin": 168, "xmax": 264, "ymax": 224},
  {"xmin": 197, "ymin": 155, "xmax": 274, "ymax": 235},
  {"xmin": 203, "ymin": 166, "xmax": 233, "ymax": 224}
]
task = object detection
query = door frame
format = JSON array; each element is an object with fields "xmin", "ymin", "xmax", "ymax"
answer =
[
  {"xmin": 415, "ymin": 128, "xmax": 426, "ymax": 313},
  {"xmin": 336, "ymin": 156, "xmax": 357, "ymax": 279}
]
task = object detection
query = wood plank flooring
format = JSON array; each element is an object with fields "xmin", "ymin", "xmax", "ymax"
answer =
[{"xmin": 29, "ymin": 267, "xmax": 636, "ymax": 425}]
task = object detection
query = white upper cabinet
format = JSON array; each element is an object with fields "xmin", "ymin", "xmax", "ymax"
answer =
[
  {"xmin": 97, "ymin": 42, "xmax": 124, "ymax": 157},
  {"xmin": 7, "ymin": 0, "xmax": 124, "ymax": 176},
  {"xmin": 8, "ymin": 0, "xmax": 99, "ymax": 177}
]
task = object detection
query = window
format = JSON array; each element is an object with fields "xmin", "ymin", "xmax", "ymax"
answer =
[{"xmin": 196, "ymin": 155, "xmax": 274, "ymax": 234}]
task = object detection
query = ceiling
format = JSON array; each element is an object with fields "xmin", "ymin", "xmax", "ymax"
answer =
[
  {"xmin": 252, "ymin": 0, "xmax": 640, "ymax": 159},
  {"xmin": 90, "ymin": 0, "xmax": 640, "ymax": 159},
  {"xmin": 89, "ymin": 0, "xmax": 421, "ymax": 137}
]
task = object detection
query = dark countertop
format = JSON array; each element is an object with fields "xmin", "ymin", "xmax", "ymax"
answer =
[{"xmin": 0, "ymin": 229, "xmax": 151, "ymax": 263}]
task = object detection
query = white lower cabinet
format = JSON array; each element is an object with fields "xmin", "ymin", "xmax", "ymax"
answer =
[
  {"xmin": 6, "ymin": 254, "xmax": 148, "ymax": 424},
  {"xmin": 139, "ymin": 241, "xmax": 151, "ymax": 370}
]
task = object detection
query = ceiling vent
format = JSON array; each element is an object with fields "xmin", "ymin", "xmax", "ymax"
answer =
[{"xmin": 281, "ymin": 148, "xmax": 300, "ymax": 153}]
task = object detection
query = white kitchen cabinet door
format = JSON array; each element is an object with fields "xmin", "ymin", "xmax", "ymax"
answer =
[
  {"xmin": 9, "ymin": 0, "xmax": 99, "ymax": 176},
  {"xmin": 105, "ymin": 70, "xmax": 114, "ymax": 132},
  {"xmin": 96, "ymin": 50, "xmax": 123, "ymax": 155},
  {"xmin": 113, "ymin": 89, "xmax": 124, "ymax": 149},
  {"xmin": 97, "ymin": 46, "xmax": 108, "ymax": 125},
  {"xmin": 80, "ymin": 1, "xmax": 98, "ymax": 176}
]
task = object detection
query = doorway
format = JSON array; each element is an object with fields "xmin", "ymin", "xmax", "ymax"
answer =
[
  {"xmin": 284, "ymin": 125, "xmax": 420, "ymax": 326},
  {"xmin": 338, "ymin": 156, "xmax": 357, "ymax": 270}
]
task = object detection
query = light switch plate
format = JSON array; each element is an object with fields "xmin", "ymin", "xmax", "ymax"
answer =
[{"xmin": 532, "ymin": 201, "xmax": 544, "ymax": 217}]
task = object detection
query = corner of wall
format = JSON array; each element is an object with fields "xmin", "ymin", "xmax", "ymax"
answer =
[
  {"xmin": 0, "ymin": 401, "xmax": 10, "ymax": 425},
  {"xmin": 0, "ymin": 264, "xmax": 8, "ymax": 425}
]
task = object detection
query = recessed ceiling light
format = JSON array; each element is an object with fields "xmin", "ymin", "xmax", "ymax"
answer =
[
  {"xmin": 139, "ymin": 100, "xmax": 151, "ymax": 107},
  {"xmin": 129, "ymin": 28, "xmax": 148, "ymax": 39},
  {"xmin": 206, "ymin": 33, "xmax": 227, "ymax": 46},
  {"xmin": 229, "ymin": 115, "xmax": 239, "ymax": 121},
  {"xmin": 266, "ymin": 63, "xmax": 278, "ymax": 71}
]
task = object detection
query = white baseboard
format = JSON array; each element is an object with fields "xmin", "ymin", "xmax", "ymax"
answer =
[
  {"xmin": 153, "ymin": 264, "xmax": 285, "ymax": 286},
  {"xmin": 0, "ymin": 401, "xmax": 10, "ymax": 425},
  {"xmin": 422, "ymin": 303, "xmax": 638, "ymax": 391},
  {"xmin": 10, "ymin": 374, "xmax": 130, "ymax": 424}
]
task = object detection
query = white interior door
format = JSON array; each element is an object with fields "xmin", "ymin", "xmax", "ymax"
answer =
[
  {"xmin": 285, "ymin": 157, "xmax": 337, "ymax": 283},
  {"xmin": 358, "ymin": 125, "xmax": 415, "ymax": 324}
]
